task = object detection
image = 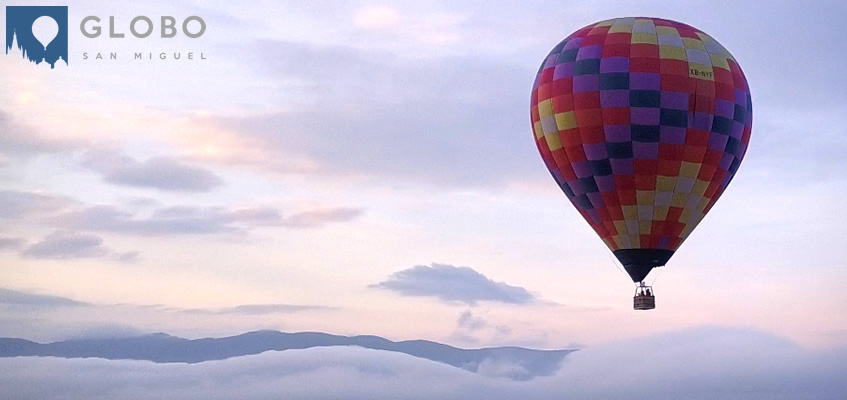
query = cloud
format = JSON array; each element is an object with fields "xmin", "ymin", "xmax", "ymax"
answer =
[
  {"xmin": 451, "ymin": 310, "xmax": 523, "ymax": 347},
  {"xmin": 273, "ymin": 208, "xmax": 364, "ymax": 228},
  {"xmin": 195, "ymin": 39, "xmax": 538, "ymax": 188},
  {"xmin": 371, "ymin": 263, "xmax": 536, "ymax": 305},
  {"xmin": 451, "ymin": 310, "xmax": 490, "ymax": 345},
  {"xmin": 55, "ymin": 205, "xmax": 242, "ymax": 236},
  {"xmin": 457, "ymin": 310, "xmax": 488, "ymax": 331},
  {"xmin": 21, "ymin": 231, "xmax": 110, "ymax": 259},
  {"xmin": 0, "ymin": 287, "xmax": 335, "ymax": 342},
  {"xmin": 0, "ymin": 287, "xmax": 326, "ymax": 317},
  {"xmin": 0, "ymin": 288, "xmax": 87, "ymax": 307},
  {"xmin": 0, "ymin": 110, "xmax": 88, "ymax": 157},
  {"xmin": 551, "ymin": 326, "xmax": 846, "ymax": 399},
  {"xmin": 81, "ymin": 150, "xmax": 224, "ymax": 192},
  {"xmin": 12, "ymin": 228, "xmax": 135, "ymax": 262},
  {"xmin": 179, "ymin": 3, "xmax": 846, "ymax": 195},
  {"xmin": 55, "ymin": 204, "xmax": 363, "ymax": 236},
  {"xmin": 182, "ymin": 304, "xmax": 333, "ymax": 316},
  {"xmin": 0, "ymin": 237, "xmax": 26, "ymax": 251},
  {"xmin": 111, "ymin": 251, "xmax": 141, "ymax": 263},
  {"xmin": 0, "ymin": 189, "xmax": 361, "ymax": 240},
  {"xmin": 0, "ymin": 190, "xmax": 76, "ymax": 220},
  {"xmin": 0, "ymin": 327, "xmax": 845, "ymax": 400}
]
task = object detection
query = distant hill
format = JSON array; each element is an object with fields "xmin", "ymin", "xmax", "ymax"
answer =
[{"xmin": 0, "ymin": 330, "xmax": 575, "ymax": 380}]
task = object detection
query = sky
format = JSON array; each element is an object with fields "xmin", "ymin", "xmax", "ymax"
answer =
[{"xmin": 1, "ymin": 0, "xmax": 846, "ymax": 366}]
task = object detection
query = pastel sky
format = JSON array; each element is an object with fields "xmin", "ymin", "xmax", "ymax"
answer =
[{"xmin": 1, "ymin": 0, "xmax": 846, "ymax": 353}]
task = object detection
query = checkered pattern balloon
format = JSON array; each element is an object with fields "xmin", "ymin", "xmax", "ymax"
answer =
[{"xmin": 531, "ymin": 17, "xmax": 752, "ymax": 280}]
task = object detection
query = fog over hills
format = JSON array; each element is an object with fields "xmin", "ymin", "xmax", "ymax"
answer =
[
  {"xmin": 0, "ymin": 330, "xmax": 574, "ymax": 381},
  {"xmin": 3, "ymin": 327, "xmax": 845, "ymax": 400}
]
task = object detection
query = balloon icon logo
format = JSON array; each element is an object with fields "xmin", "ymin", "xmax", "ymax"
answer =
[
  {"xmin": 5, "ymin": 6, "xmax": 69, "ymax": 69},
  {"xmin": 32, "ymin": 15, "xmax": 59, "ymax": 51}
]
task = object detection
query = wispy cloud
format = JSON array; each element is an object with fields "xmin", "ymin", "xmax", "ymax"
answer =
[
  {"xmin": 8, "ymin": 229, "xmax": 137, "ymax": 261},
  {"xmin": 371, "ymin": 263, "xmax": 536, "ymax": 305},
  {"xmin": 111, "ymin": 251, "xmax": 141, "ymax": 264},
  {"xmin": 193, "ymin": 38, "xmax": 536, "ymax": 187},
  {"xmin": 21, "ymin": 231, "xmax": 110, "ymax": 259},
  {"xmin": 272, "ymin": 208, "xmax": 363, "ymax": 228},
  {"xmin": 0, "ymin": 287, "xmax": 333, "ymax": 341},
  {"xmin": 0, "ymin": 110, "xmax": 88, "ymax": 158},
  {"xmin": 0, "ymin": 189, "xmax": 362, "ymax": 241},
  {"xmin": 54, "ymin": 205, "xmax": 241, "ymax": 236},
  {"xmin": 81, "ymin": 149, "xmax": 224, "ymax": 192},
  {"xmin": 451, "ymin": 310, "xmax": 522, "ymax": 347},
  {"xmin": 0, "ymin": 191, "xmax": 76, "ymax": 220},
  {"xmin": 0, "ymin": 237, "xmax": 26, "ymax": 251},
  {"xmin": 54, "ymin": 204, "xmax": 364, "ymax": 236},
  {"xmin": 182, "ymin": 304, "xmax": 334, "ymax": 316},
  {"xmin": 0, "ymin": 288, "xmax": 329, "ymax": 316},
  {"xmin": 0, "ymin": 288, "xmax": 88, "ymax": 307},
  {"xmin": 457, "ymin": 310, "xmax": 488, "ymax": 331}
]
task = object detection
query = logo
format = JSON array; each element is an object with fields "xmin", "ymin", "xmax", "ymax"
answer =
[{"xmin": 5, "ymin": 6, "xmax": 69, "ymax": 69}]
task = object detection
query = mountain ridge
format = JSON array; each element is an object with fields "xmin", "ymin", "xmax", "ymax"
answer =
[{"xmin": 0, "ymin": 330, "xmax": 576, "ymax": 380}]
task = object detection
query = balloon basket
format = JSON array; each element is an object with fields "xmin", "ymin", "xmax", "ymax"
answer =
[{"xmin": 633, "ymin": 282, "xmax": 655, "ymax": 310}]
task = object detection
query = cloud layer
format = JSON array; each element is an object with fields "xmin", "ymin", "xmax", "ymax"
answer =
[
  {"xmin": 0, "ymin": 190, "xmax": 362, "ymax": 239},
  {"xmin": 182, "ymin": 304, "xmax": 333, "ymax": 315},
  {"xmin": 0, "ymin": 110, "xmax": 88, "ymax": 158},
  {"xmin": 0, "ymin": 237, "xmax": 26, "ymax": 251},
  {"xmin": 0, "ymin": 326, "xmax": 844, "ymax": 400},
  {"xmin": 197, "ymin": 37, "xmax": 537, "ymax": 187},
  {"xmin": 0, "ymin": 288, "xmax": 329, "ymax": 317},
  {"xmin": 55, "ymin": 204, "xmax": 363, "ymax": 236},
  {"xmin": 371, "ymin": 263, "xmax": 536, "ymax": 305},
  {"xmin": 0, "ymin": 288, "xmax": 87, "ymax": 307},
  {"xmin": 0, "ymin": 190, "xmax": 75, "ymax": 220},
  {"xmin": 0, "ymin": 288, "xmax": 334, "ymax": 341}
]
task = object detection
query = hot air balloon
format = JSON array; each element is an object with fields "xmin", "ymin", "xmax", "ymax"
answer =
[{"xmin": 530, "ymin": 17, "xmax": 751, "ymax": 310}]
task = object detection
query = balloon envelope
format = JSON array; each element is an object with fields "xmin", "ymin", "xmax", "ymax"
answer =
[
  {"xmin": 32, "ymin": 16, "xmax": 59, "ymax": 50},
  {"xmin": 530, "ymin": 17, "xmax": 752, "ymax": 282}
]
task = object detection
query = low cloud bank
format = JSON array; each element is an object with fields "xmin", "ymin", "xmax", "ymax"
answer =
[{"xmin": 1, "ymin": 326, "xmax": 844, "ymax": 399}]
